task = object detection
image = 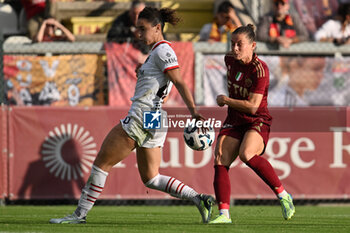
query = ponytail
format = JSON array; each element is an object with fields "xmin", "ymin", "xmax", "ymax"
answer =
[
  {"xmin": 139, "ymin": 7, "xmax": 180, "ymax": 31},
  {"xmin": 159, "ymin": 8, "xmax": 180, "ymax": 26}
]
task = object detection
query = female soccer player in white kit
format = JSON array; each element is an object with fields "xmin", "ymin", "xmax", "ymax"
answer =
[{"xmin": 50, "ymin": 7, "xmax": 214, "ymax": 224}]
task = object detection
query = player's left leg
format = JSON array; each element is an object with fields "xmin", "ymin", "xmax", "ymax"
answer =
[
  {"xmin": 50, "ymin": 124, "xmax": 136, "ymax": 224},
  {"xmin": 239, "ymin": 130, "xmax": 295, "ymax": 220},
  {"xmin": 136, "ymin": 147, "xmax": 214, "ymax": 223},
  {"xmin": 209, "ymin": 134, "xmax": 240, "ymax": 224}
]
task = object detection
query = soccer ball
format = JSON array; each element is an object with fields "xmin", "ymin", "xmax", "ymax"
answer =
[{"xmin": 183, "ymin": 125, "xmax": 215, "ymax": 151}]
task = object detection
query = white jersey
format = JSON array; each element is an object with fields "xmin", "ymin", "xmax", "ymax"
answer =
[
  {"xmin": 121, "ymin": 40, "xmax": 179, "ymax": 147},
  {"xmin": 128, "ymin": 40, "xmax": 178, "ymax": 122}
]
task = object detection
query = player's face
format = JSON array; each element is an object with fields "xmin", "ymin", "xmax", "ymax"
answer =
[
  {"xmin": 136, "ymin": 18, "xmax": 161, "ymax": 46},
  {"xmin": 231, "ymin": 33, "xmax": 256, "ymax": 64}
]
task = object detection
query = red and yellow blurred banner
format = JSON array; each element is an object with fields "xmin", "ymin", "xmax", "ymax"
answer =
[
  {"xmin": 4, "ymin": 54, "xmax": 105, "ymax": 106},
  {"xmin": 105, "ymin": 42, "xmax": 194, "ymax": 107}
]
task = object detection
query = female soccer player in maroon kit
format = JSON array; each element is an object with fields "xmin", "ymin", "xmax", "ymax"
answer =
[{"xmin": 209, "ymin": 24, "xmax": 295, "ymax": 224}]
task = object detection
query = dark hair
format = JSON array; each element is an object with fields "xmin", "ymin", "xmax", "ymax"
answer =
[
  {"xmin": 338, "ymin": 3, "xmax": 350, "ymax": 23},
  {"xmin": 232, "ymin": 24, "xmax": 256, "ymax": 43},
  {"xmin": 138, "ymin": 7, "xmax": 180, "ymax": 31},
  {"xmin": 217, "ymin": 1, "xmax": 234, "ymax": 14},
  {"xmin": 131, "ymin": 0, "xmax": 145, "ymax": 8}
]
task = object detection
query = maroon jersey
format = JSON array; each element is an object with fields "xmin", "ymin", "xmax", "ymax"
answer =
[{"xmin": 223, "ymin": 53, "xmax": 272, "ymax": 126}]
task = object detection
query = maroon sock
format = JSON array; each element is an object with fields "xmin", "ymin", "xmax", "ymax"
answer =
[
  {"xmin": 246, "ymin": 155, "xmax": 283, "ymax": 195},
  {"xmin": 214, "ymin": 165, "xmax": 231, "ymax": 209}
]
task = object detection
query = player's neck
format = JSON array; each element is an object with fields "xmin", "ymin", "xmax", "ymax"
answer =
[
  {"xmin": 240, "ymin": 54, "xmax": 254, "ymax": 64},
  {"xmin": 150, "ymin": 35, "xmax": 165, "ymax": 48}
]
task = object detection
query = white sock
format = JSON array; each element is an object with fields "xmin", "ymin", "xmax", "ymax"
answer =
[
  {"xmin": 277, "ymin": 190, "xmax": 288, "ymax": 199},
  {"xmin": 145, "ymin": 174, "xmax": 200, "ymax": 205},
  {"xmin": 219, "ymin": 209, "xmax": 230, "ymax": 218},
  {"xmin": 75, "ymin": 165, "xmax": 108, "ymax": 217}
]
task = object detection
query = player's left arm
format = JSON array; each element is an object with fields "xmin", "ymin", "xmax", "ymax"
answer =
[{"xmin": 166, "ymin": 68, "xmax": 204, "ymax": 120}]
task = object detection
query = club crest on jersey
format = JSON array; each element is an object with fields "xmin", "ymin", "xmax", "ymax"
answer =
[
  {"xmin": 235, "ymin": 72, "xmax": 243, "ymax": 81},
  {"xmin": 245, "ymin": 78, "xmax": 252, "ymax": 87}
]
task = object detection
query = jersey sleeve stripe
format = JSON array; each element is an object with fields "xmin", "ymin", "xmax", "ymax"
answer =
[
  {"xmin": 163, "ymin": 65, "xmax": 179, "ymax": 73},
  {"xmin": 253, "ymin": 60, "xmax": 265, "ymax": 78},
  {"xmin": 253, "ymin": 61, "xmax": 261, "ymax": 78},
  {"xmin": 257, "ymin": 64, "xmax": 263, "ymax": 78}
]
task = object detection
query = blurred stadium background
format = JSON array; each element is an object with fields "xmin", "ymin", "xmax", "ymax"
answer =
[{"xmin": 0, "ymin": 0, "xmax": 349, "ymax": 208}]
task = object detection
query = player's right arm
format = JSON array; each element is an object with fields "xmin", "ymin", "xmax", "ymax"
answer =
[
  {"xmin": 166, "ymin": 68, "xmax": 205, "ymax": 121},
  {"xmin": 219, "ymin": 56, "xmax": 267, "ymax": 115},
  {"xmin": 216, "ymin": 93, "xmax": 263, "ymax": 115}
]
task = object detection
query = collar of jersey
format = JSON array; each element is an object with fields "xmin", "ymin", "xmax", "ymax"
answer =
[
  {"xmin": 238, "ymin": 53, "xmax": 258, "ymax": 65},
  {"xmin": 151, "ymin": 40, "xmax": 172, "ymax": 51}
]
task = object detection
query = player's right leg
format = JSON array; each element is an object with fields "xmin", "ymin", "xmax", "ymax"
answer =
[
  {"xmin": 209, "ymin": 135, "xmax": 239, "ymax": 224},
  {"xmin": 137, "ymin": 147, "xmax": 214, "ymax": 223},
  {"xmin": 240, "ymin": 130, "xmax": 295, "ymax": 220},
  {"xmin": 50, "ymin": 124, "xmax": 136, "ymax": 224}
]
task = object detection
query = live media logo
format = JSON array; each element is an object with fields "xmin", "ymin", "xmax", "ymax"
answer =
[{"xmin": 143, "ymin": 111, "xmax": 161, "ymax": 129}]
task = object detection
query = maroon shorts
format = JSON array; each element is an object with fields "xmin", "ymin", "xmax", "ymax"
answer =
[{"xmin": 218, "ymin": 122, "xmax": 270, "ymax": 155}]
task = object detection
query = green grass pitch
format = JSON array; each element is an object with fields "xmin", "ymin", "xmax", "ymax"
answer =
[{"xmin": 1, "ymin": 205, "xmax": 350, "ymax": 233}]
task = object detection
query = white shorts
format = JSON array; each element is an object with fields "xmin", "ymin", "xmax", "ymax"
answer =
[{"xmin": 120, "ymin": 114, "xmax": 168, "ymax": 148}]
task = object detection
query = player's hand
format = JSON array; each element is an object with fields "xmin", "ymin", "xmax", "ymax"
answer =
[
  {"xmin": 191, "ymin": 110, "xmax": 209, "ymax": 134},
  {"xmin": 216, "ymin": 95, "xmax": 227, "ymax": 107},
  {"xmin": 191, "ymin": 110, "xmax": 206, "ymax": 122}
]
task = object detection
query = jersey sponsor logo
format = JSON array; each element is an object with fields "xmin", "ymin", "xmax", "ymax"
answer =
[
  {"xmin": 253, "ymin": 125, "xmax": 261, "ymax": 132},
  {"xmin": 223, "ymin": 123, "xmax": 234, "ymax": 128},
  {"xmin": 235, "ymin": 72, "xmax": 243, "ymax": 81},
  {"xmin": 165, "ymin": 57, "xmax": 178, "ymax": 64},
  {"xmin": 232, "ymin": 83, "xmax": 249, "ymax": 98},
  {"xmin": 253, "ymin": 122, "xmax": 263, "ymax": 132},
  {"xmin": 143, "ymin": 111, "xmax": 162, "ymax": 129}
]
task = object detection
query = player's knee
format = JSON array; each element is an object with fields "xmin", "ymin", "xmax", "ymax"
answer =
[
  {"xmin": 93, "ymin": 154, "xmax": 114, "ymax": 173},
  {"xmin": 239, "ymin": 150, "xmax": 255, "ymax": 163},
  {"xmin": 144, "ymin": 173, "xmax": 160, "ymax": 187},
  {"xmin": 214, "ymin": 151, "xmax": 222, "ymax": 165}
]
